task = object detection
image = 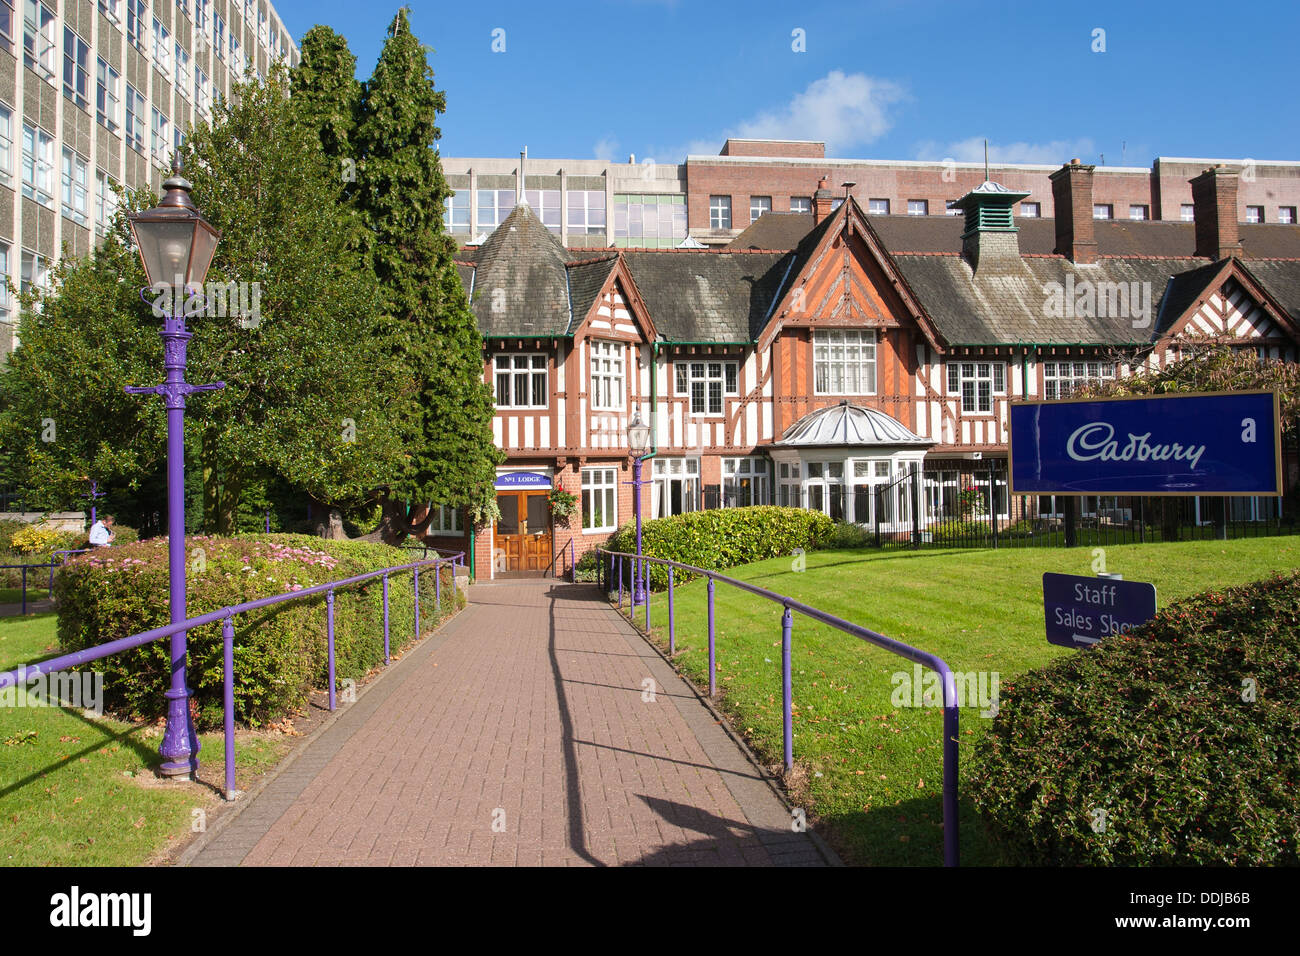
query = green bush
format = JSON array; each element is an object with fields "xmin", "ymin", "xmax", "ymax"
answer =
[
  {"xmin": 819, "ymin": 520, "xmax": 875, "ymax": 550},
  {"xmin": 930, "ymin": 520, "xmax": 990, "ymax": 544},
  {"xmin": 970, "ymin": 571, "xmax": 1300, "ymax": 865},
  {"xmin": 54, "ymin": 534, "xmax": 464, "ymax": 729},
  {"xmin": 604, "ymin": 506, "xmax": 833, "ymax": 590}
]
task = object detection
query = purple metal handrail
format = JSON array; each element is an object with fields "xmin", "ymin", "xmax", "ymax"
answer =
[
  {"xmin": 0, "ymin": 551, "xmax": 464, "ymax": 800},
  {"xmin": 1, "ymin": 550, "xmax": 91, "ymax": 614},
  {"xmin": 599, "ymin": 547, "xmax": 961, "ymax": 867}
]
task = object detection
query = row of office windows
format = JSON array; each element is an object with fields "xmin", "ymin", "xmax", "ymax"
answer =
[
  {"xmin": 6, "ymin": 105, "xmax": 122, "ymax": 229},
  {"xmin": 579, "ymin": 457, "xmax": 772, "ymax": 532},
  {"xmin": 445, "ymin": 191, "xmax": 693, "ymax": 248},
  {"xmin": 0, "ymin": 241, "xmax": 51, "ymax": 326},
  {"xmin": 491, "ymin": 337, "xmax": 1118, "ymax": 416}
]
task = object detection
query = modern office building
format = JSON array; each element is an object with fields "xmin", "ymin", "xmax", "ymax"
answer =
[
  {"xmin": 441, "ymin": 139, "xmax": 1300, "ymax": 249},
  {"xmin": 0, "ymin": 0, "xmax": 299, "ymax": 358}
]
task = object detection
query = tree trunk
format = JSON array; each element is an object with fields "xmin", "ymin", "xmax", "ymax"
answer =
[
  {"xmin": 315, "ymin": 508, "xmax": 347, "ymax": 539},
  {"xmin": 353, "ymin": 488, "xmax": 435, "ymax": 545},
  {"xmin": 216, "ymin": 470, "xmax": 241, "ymax": 536}
]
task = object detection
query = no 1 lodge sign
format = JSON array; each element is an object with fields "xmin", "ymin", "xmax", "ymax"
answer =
[{"xmin": 1008, "ymin": 391, "xmax": 1282, "ymax": 496}]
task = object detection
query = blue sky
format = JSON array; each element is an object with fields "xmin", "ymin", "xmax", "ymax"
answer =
[{"xmin": 269, "ymin": 0, "xmax": 1300, "ymax": 166}]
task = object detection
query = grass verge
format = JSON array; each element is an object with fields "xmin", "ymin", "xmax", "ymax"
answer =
[{"xmin": 624, "ymin": 536, "xmax": 1300, "ymax": 865}]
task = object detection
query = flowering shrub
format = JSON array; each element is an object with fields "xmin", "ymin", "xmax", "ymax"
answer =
[
  {"xmin": 10, "ymin": 525, "xmax": 64, "ymax": 555},
  {"xmin": 54, "ymin": 534, "xmax": 463, "ymax": 728},
  {"xmin": 971, "ymin": 571, "xmax": 1300, "ymax": 865}
]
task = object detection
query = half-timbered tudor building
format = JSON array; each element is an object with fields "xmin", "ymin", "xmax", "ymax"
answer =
[{"xmin": 431, "ymin": 160, "xmax": 1300, "ymax": 580}]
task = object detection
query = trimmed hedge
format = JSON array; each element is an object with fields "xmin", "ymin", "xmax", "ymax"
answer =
[
  {"xmin": 54, "ymin": 534, "xmax": 463, "ymax": 729},
  {"xmin": 604, "ymin": 506, "xmax": 834, "ymax": 590},
  {"xmin": 970, "ymin": 571, "xmax": 1300, "ymax": 865}
]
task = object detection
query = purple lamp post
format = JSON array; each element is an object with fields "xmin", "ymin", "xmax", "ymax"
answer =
[
  {"xmin": 627, "ymin": 406, "xmax": 651, "ymax": 604},
  {"xmin": 80, "ymin": 478, "xmax": 106, "ymax": 526},
  {"xmin": 124, "ymin": 157, "xmax": 223, "ymax": 778}
]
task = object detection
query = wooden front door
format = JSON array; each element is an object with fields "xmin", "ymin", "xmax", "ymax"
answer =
[{"xmin": 495, "ymin": 491, "xmax": 552, "ymax": 572}]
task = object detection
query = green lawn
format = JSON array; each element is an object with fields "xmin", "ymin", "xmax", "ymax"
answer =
[
  {"xmin": 0, "ymin": 613, "xmax": 288, "ymax": 866},
  {"xmin": 625, "ymin": 536, "xmax": 1300, "ymax": 865}
]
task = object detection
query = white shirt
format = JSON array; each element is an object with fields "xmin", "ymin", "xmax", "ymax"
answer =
[{"xmin": 88, "ymin": 521, "xmax": 112, "ymax": 546}]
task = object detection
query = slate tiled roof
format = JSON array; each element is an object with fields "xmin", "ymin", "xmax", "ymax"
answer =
[
  {"xmin": 457, "ymin": 202, "xmax": 1300, "ymax": 347},
  {"xmin": 622, "ymin": 250, "xmax": 790, "ymax": 341}
]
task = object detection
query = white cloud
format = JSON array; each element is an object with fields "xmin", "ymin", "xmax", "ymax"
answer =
[
  {"xmin": 730, "ymin": 70, "xmax": 907, "ymax": 153},
  {"xmin": 593, "ymin": 136, "xmax": 620, "ymax": 162},
  {"xmin": 914, "ymin": 136, "xmax": 1097, "ymax": 166}
]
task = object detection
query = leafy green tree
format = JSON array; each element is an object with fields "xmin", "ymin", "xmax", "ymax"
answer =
[
  {"xmin": 293, "ymin": 8, "xmax": 501, "ymax": 543},
  {"xmin": 0, "ymin": 68, "xmax": 413, "ymax": 534}
]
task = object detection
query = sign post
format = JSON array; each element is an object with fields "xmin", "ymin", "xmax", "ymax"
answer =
[{"xmin": 1043, "ymin": 573, "xmax": 1157, "ymax": 650}]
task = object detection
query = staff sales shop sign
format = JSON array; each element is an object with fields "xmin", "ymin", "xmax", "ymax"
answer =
[
  {"xmin": 1043, "ymin": 573, "xmax": 1157, "ymax": 649},
  {"xmin": 1008, "ymin": 390, "xmax": 1282, "ymax": 496}
]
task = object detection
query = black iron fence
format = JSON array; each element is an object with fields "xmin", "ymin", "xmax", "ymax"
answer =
[{"xmin": 692, "ymin": 457, "xmax": 1297, "ymax": 550}]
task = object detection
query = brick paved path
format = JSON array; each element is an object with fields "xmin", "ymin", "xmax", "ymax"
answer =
[{"xmin": 189, "ymin": 579, "xmax": 830, "ymax": 867}]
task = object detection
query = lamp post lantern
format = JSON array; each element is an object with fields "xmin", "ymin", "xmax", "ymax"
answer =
[
  {"xmin": 627, "ymin": 406, "xmax": 651, "ymax": 604},
  {"xmin": 124, "ymin": 157, "xmax": 224, "ymax": 778}
]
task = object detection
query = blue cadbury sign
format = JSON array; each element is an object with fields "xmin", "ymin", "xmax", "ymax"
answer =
[
  {"xmin": 1009, "ymin": 391, "xmax": 1281, "ymax": 495},
  {"xmin": 1043, "ymin": 573, "xmax": 1157, "ymax": 650}
]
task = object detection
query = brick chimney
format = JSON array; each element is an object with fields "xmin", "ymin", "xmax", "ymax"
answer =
[
  {"xmin": 813, "ymin": 175, "xmax": 835, "ymax": 224},
  {"xmin": 1190, "ymin": 165, "xmax": 1243, "ymax": 260},
  {"xmin": 1048, "ymin": 159, "xmax": 1098, "ymax": 264}
]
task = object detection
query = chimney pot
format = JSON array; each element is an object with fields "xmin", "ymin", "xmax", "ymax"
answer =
[{"xmin": 813, "ymin": 174, "xmax": 835, "ymax": 224}]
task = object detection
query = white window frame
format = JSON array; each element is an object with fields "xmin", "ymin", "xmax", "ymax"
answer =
[
  {"xmin": 175, "ymin": 42, "xmax": 190, "ymax": 99},
  {"xmin": 124, "ymin": 83, "xmax": 146, "ymax": 152},
  {"xmin": 581, "ymin": 468, "xmax": 618, "ymax": 533},
  {"xmin": 151, "ymin": 107, "xmax": 171, "ymax": 163},
  {"xmin": 476, "ymin": 188, "xmax": 514, "ymax": 230},
  {"xmin": 63, "ymin": 27, "xmax": 90, "ymax": 110},
  {"xmin": 21, "ymin": 248, "xmax": 48, "ymax": 297},
  {"xmin": 749, "ymin": 196, "xmax": 771, "ymax": 221},
  {"xmin": 1280, "ymin": 207, "xmax": 1297, "ymax": 225},
  {"xmin": 493, "ymin": 353, "xmax": 548, "ymax": 409},
  {"xmin": 126, "ymin": 0, "xmax": 146, "ymax": 52},
  {"xmin": 1180, "ymin": 204, "xmax": 1195, "ymax": 222},
  {"xmin": 100, "ymin": 0, "xmax": 122, "ymax": 24},
  {"xmin": 23, "ymin": 0, "xmax": 56, "ymax": 81},
  {"xmin": 0, "ymin": 103, "xmax": 12, "ymax": 187},
  {"xmin": 1020, "ymin": 202, "xmax": 1040, "ymax": 218},
  {"xmin": 1092, "ymin": 204, "xmax": 1113, "ymax": 220},
  {"xmin": 95, "ymin": 169, "xmax": 118, "ymax": 237},
  {"xmin": 428, "ymin": 505, "xmax": 462, "ymax": 534},
  {"xmin": 652, "ymin": 457, "xmax": 700, "ymax": 518},
  {"xmin": 214, "ymin": 14, "xmax": 226, "ymax": 60},
  {"xmin": 1245, "ymin": 205, "xmax": 1264, "ymax": 224},
  {"xmin": 21, "ymin": 122, "xmax": 54, "ymax": 207},
  {"xmin": 907, "ymin": 199, "xmax": 928, "ymax": 216},
  {"xmin": 195, "ymin": 67, "xmax": 210, "ymax": 116},
  {"xmin": 566, "ymin": 189, "xmax": 606, "ymax": 235},
  {"xmin": 674, "ymin": 359, "xmax": 738, "ymax": 416},
  {"xmin": 152, "ymin": 18, "xmax": 171, "ymax": 78},
  {"xmin": 813, "ymin": 329, "xmax": 877, "ymax": 396},
  {"xmin": 722, "ymin": 457, "xmax": 770, "ymax": 508},
  {"xmin": 523, "ymin": 188, "xmax": 561, "ymax": 233},
  {"xmin": 61, "ymin": 147, "xmax": 89, "ymax": 224},
  {"xmin": 790, "ymin": 197, "xmax": 811, "ymax": 214},
  {"xmin": 868, "ymin": 198, "xmax": 889, "ymax": 215},
  {"xmin": 96, "ymin": 58, "xmax": 121, "ymax": 133},
  {"xmin": 709, "ymin": 195, "xmax": 731, "ymax": 230},
  {"xmin": 0, "ymin": 242, "xmax": 10, "ymax": 326},
  {"xmin": 947, "ymin": 361, "xmax": 1005, "ymax": 414},
  {"xmin": 0, "ymin": 1, "xmax": 14, "ymax": 57},
  {"xmin": 1042, "ymin": 360, "xmax": 1116, "ymax": 401},
  {"xmin": 589, "ymin": 340, "xmax": 625, "ymax": 411},
  {"xmin": 1128, "ymin": 204, "xmax": 1149, "ymax": 221},
  {"xmin": 444, "ymin": 190, "xmax": 469, "ymax": 233}
]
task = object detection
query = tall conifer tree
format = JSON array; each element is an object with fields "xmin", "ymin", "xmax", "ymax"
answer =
[{"xmin": 292, "ymin": 10, "xmax": 501, "ymax": 542}]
